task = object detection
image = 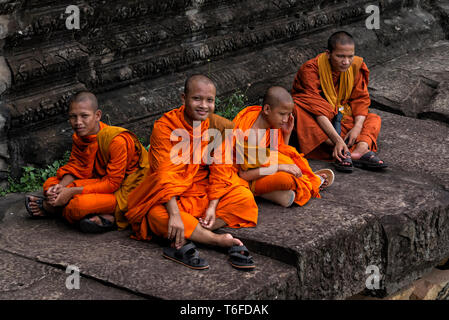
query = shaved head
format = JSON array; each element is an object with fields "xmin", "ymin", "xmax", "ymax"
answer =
[
  {"xmin": 327, "ymin": 31, "xmax": 355, "ymax": 52},
  {"xmin": 261, "ymin": 86, "xmax": 294, "ymax": 129},
  {"xmin": 69, "ymin": 91, "xmax": 98, "ymax": 111},
  {"xmin": 184, "ymin": 74, "xmax": 216, "ymax": 95},
  {"xmin": 263, "ymin": 86, "xmax": 294, "ymax": 108}
]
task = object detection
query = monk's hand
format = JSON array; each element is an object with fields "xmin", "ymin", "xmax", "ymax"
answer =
[
  {"xmin": 199, "ymin": 207, "xmax": 216, "ymax": 230},
  {"xmin": 278, "ymin": 164, "xmax": 302, "ymax": 177},
  {"xmin": 281, "ymin": 113, "xmax": 295, "ymax": 136},
  {"xmin": 50, "ymin": 187, "xmax": 78, "ymax": 207},
  {"xmin": 238, "ymin": 168, "xmax": 249, "ymax": 181},
  {"xmin": 46, "ymin": 184, "xmax": 64, "ymax": 197},
  {"xmin": 168, "ymin": 213, "xmax": 185, "ymax": 250},
  {"xmin": 344, "ymin": 126, "xmax": 362, "ymax": 148},
  {"xmin": 333, "ymin": 140, "xmax": 350, "ymax": 162}
]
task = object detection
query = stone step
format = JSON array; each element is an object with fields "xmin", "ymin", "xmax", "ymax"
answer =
[
  {"xmin": 369, "ymin": 40, "xmax": 449, "ymax": 124},
  {"xmin": 0, "ymin": 193, "xmax": 298, "ymax": 300},
  {"xmin": 0, "ymin": 249, "xmax": 145, "ymax": 300},
  {"xmin": 6, "ymin": 81, "xmax": 87, "ymax": 130},
  {"xmin": 349, "ymin": 267, "xmax": 449, "ymax": 300},
  {"xmin": 6, "ymin": 42, "xmax": 89, "ymax": 90}
]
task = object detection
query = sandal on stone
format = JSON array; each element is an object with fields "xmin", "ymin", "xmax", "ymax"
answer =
[
  {"xmin": 315, "ymin": 169, "xmax": 335, "ymax": 190},
  {"xmin": 333, "ymin": 151, "xmax": 353, "ymax": 173},
  {"xmin": 79, "ymin": 214, "xmax": 116, "ymax": 233},
  {"xmin": 228, "ymin": 245, "xmax": 255, "ymax": 270},
  {"xmin": 162, "ymin": 242, "xmax": 209, "ymax": 270},
  {"xmin": 352, "ymin": 151, "xmax": 388, "ymax": 170},
  {"xmin": 25, "ymin": 195, "xmax": 50, "ymax": 218}
]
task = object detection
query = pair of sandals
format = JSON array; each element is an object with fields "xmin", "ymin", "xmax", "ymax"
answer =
[
  {"xmin": 162, "ymin": 242, "xmax": 255, "ymax": 271},
  {"xmin": 334, "ymin": 151, "xmax": 388, "ymax": 173},
  {"xmin": 25, "ymin": 195, "xmax": 115, "ymax": 233}
]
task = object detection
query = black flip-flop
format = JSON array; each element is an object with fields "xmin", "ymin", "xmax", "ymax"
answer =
[
  {"xmin": 352, "ymin": 151, "xmax": 388, "ymax": 170},
  {"xmin": 79, "ymin": 214, "xmax": 116, "ymax": 233},
  {"xmin": 228, "ymin": 245, "xmax": 255, "ymax": 270},
  {"xmin": 25, "ymin": 195, "xmax": 49, "ymax": 218},
  {"xmin": 162, "ymin": 242, "xmax": 209, "ymax": 270},
  {"xmin": 333, "ymin": 151, "xmax": 353, "ymax": 173}
]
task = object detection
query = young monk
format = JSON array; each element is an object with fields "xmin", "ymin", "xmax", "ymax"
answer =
[
  {"xmin": 125, "ymin": 74, "xmax": 258, "ymax": 270},
  {"xmin": 25, "ymin": 91, "xmax": 149, "ymax": 233},
  {"xmin": 233, "ymin": 86, "xmax": 334, "ymax": 208},
  {"xmin": 291, "ymin": 31, "xmax": 387, "ymax": 172}
]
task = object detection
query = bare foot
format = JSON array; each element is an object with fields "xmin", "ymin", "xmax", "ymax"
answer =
[
  {"xmin": 314, "ymin": 169, "xmax": 335, "ymax": 190},
  {"xmin": 26, "ymin": 196, "xmax": 47, "ymax": 217},
  {"xmin": 261, "ymin": 190, "xmax": 295, "ymax": 207},
  {"xmin": 318, "ymin": 173, "xmax": 329, "ymax": 189},
  {"xmin": 215, "ymin": 233, "xmax": 243, "ymax": 248},
  {"xmin": 351, "ymin": 151, "xmax": 385, "ymax": 165},
  {"xmin": 170, "ymin": 238, "xmax": 188, "ymax": 249},
  {"xmin": 89, "ymin": 214, "xmax": 115, "ymax": 226}
]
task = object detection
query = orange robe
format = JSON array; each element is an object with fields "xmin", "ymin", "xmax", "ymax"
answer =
[
  {"xmin": 125, "ymin": 106, "xmax": 258, "ymax": 241},
  {"xmin": 291, "ymin": 53, "xmax": 381, "ymax": 160},
  {"xmin": 232, "ymin": 106, "xmax": 321, "ymax": 206},
  {"xmin": 44, "ymin": 124, "xmax": 149, "ymax": 227}
]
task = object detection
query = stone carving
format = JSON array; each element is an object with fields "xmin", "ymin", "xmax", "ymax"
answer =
[{"xmin": 0, "ymin": 0, "xmax": 447, "ymax": 180}]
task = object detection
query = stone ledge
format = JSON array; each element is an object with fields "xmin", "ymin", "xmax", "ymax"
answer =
[{"xmin": 1, "ymin": 110, "xmax": 448, "ymax": 300}]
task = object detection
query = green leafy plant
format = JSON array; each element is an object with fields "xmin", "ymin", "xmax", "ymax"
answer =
[
  {"xmin": 0, "ymin": 151, "xmax": 71, "ymax": 197},
  {"xmin": 215, "ymin": 88, "xmax": 250, "ymax": 120}
]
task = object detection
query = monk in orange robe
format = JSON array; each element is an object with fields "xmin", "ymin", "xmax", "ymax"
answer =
[
  {"xmin": 232, "ymin": 86, "xmax": 333, "ymax": 208},
  {"xmin": 291, "ymin": 31, "xmax": 387, "ymax": 172},
  {"xmin": 126, "ymin": 75, "xmax": 258, "ymax": 270},
  {"xmin": 25, "ymin": 91, "xmax": 149, "ymax": 233}
]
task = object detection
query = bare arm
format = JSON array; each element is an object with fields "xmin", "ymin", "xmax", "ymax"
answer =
[
  {"xmin": 316, "ymin": 115, "xmax": 349, "ymax": 161},
  {"xmin": 239, "ymin": 164, "xmax": 302, "ymax": 182},
  {"xmin": 344, "ymin": 115, "xmax": 366, "ymax": 147},
  {"xmin": 165, "ymin": 196, "xmax": 185, "ymax": 249},
  {"xmin": 199, "ymin": 199, "xmax": 218, "ymax": 230}
]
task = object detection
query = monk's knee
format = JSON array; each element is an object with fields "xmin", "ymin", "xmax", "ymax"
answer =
[{"xmin": 62, "ymin": 198, "xmax": 83, "ymax": 224}]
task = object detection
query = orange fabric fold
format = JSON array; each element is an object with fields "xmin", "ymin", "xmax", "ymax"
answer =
[
  {"xmin": 232, "ymin": 106, "xmax": 321, "ymax": 206},
  {"xmin": 125, "ymin": 106, "xmax": 258, "ymax": 241},
  {"xmin": 43, "ymin": 176, "xmax": 116, "ymax": 224}
]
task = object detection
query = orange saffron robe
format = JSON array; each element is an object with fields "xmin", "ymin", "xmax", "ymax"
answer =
[
  {"xmin": 291, "ymin": 53, "xmax": 381, "ymax": 159},
  {"xmin": 125, "ymin": 106, "xmax": 258, "ymax": 241},
  {"xmin": 232, "ymin": 106, "xmax": 321, "ymax": 206},
  {"xmin": 43, "ymin": 123, "xmax": 149, "ymax": 227}
]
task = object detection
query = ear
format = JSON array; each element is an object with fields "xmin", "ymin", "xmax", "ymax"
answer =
[
  {"xmin": 181, "ymin": 93, "xmax": 186, "ymax": 105},
  {"xmin": 95, "ymin": 109, "xmax": 102, "ymax": 121},
  {"xmin": 325, "ymin": 49, "xmax": 331, "ymax": 59},
  {"xmin": 263, "ymin": 104, "xmax": 271, "ymax": 114}
]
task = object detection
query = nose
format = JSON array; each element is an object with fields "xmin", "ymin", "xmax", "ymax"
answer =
[{"xmin": 73, "ymin": 116, "xmax": 82, "ymax": 125}]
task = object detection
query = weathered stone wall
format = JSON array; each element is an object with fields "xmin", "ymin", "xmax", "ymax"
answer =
[{"xmin": 0, "ymin": 0, "xmax": 447, "ymax": 180}]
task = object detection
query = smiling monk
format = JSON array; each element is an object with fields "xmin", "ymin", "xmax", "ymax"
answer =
[
  {"xmin": 125, "ymin": 74, "xmax": 258, "ymax": 270},
  {"xmin": 25, "ymin": 91, "xmax": 149, "ymax": 233},
  {"xmin": 291, "ymin": 31, "xmax": 387, "ymax": 172}
]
